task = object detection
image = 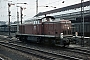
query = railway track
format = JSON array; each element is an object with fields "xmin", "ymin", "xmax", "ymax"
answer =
[
  {"xmin": 12, "ymin": 40, "xmax": 90, "ymax": 60},
  {"xmin": 0, "ymin": 35, "xmax": 90, "ymax": 60},
  {"xmin": 66, "ymin": 47, "xmax": 90, "ymax": 56},
  {"xmin": 0, "ymin": 41, "xmax": 83, "ymax": 60}
]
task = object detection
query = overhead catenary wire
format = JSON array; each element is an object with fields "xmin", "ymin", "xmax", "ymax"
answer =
[
  {"xmin": 42, "ymin": 0, "xmax": 64, "ymax": 5},
  {"xmin": 0, "ymin": 0, "xmax": 64, "ymax": 13}
]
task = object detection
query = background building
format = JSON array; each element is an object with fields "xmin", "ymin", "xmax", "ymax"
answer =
[{"xmin": 35, "ymin": 1, "xmax": 90, "ymax": 36}]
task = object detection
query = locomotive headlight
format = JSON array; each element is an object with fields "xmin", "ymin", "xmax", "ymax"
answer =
[
  {"xmin": 65, "ymin": 38, "xmax": 69, "ymax": 43},
  {"xmin": 68, "ymin": 27, "xmax": 69, "ymax": 29}
]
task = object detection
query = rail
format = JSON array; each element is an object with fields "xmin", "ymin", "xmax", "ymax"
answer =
[{"xmin": 0, "ymin": 57, "xmax": 4, "ymax": 60}]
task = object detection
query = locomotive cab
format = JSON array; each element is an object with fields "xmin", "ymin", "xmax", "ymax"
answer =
[{"xmin": 42, "ymin": 16, "xmax": 55, "ymax": 22}]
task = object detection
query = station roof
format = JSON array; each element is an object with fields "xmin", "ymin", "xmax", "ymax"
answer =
[
  {"xmin": 35, "ymin": 1, "xmax": 90, "ymax": 17},
  {"xmin": 0, "ymin": 25, "xmax": 7, "ymax": 27}
]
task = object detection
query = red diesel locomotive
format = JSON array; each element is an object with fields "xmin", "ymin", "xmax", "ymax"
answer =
[{"xmin": 16, "ymin": 16, "xmax": 72, "ymax": 47}]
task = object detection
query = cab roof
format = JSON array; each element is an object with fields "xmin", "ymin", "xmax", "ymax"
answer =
[{"xmin": 42, "ymin": 16, "xmax": 55, "ymax": 19}]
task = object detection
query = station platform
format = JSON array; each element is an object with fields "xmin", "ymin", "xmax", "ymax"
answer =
[
  {"xmin": 69, "ymin": 44, "xmax": 81, "ymax": 48},
  {"xmin": 69, "ymin": 44, "xmax": 90, "ymax": 50}
]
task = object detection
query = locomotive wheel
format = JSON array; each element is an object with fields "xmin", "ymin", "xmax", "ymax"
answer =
[
  {"xmin": 39, "ymin": 38, "xmax": 44, "ymax": 44},
  {"xmin": 19, "ymin": 36, "xmax": 22, "ymax": 41},
  {"xmin": 63, "ymin": 40, "xmax": 67, "ymax": 47},
  {"xmin": 63, "ymin": 42, "xmax": 70, "ymax": 47},
  {"xmin": 19, "ymin": 36, "xmax": 27, "ymax": 42},
  {"xmin": 37, "ymin": 37, "xmax": 41, "ymax": 43},
  {"xmin": 49, "ymin": 40, "xmax": 55, "ymax": 46},
  {"xmin": 63, "ymin": 43, "xmax": 66, "ymax": 47}
]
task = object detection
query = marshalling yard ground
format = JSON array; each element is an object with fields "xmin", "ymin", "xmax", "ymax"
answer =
[
  {"xmin": 0, "ymin": 38, "xmax": 40, "ymax": 60},
  {"xmin": 0, "ymin": 34, "xmax": 90, "ymax": 60}
]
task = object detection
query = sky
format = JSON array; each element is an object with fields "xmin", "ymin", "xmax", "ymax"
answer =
[{"xmin": 0, "ymin": 0, "xmax": 89, "ymax": 22}]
